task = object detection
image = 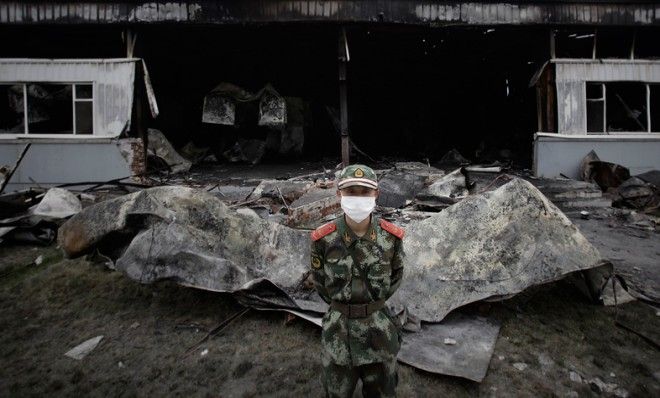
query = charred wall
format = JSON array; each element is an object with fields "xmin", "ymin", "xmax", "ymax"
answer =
[{"xmin": 1, "ymin": 24, "xmax": 659, "ymax": 168}]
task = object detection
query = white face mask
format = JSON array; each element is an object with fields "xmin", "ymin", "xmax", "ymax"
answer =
[{"xmin": 340, "ymin": 195, "xmax": 376, "ymax": 223}]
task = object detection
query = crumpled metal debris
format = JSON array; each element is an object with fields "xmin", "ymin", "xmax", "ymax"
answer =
[
  {"xmin": 1, "ymin": 187, "xmax": 81, "ymax": 245},
  {"xmin": 57, "ymin": 178, "xmax": 609, "ymax": 381},
  {"xmin": 580, "ymin": 150, "xmax": 631, "ymax": 191},
  {"xmin": 147, "ymin": 129, "xmax": 192, "ymax": 173},
  {"xmin": 377, "ymin": 162, "xmax": 444, "ymax": 209},
  {"xmin": 392, "ymin": 178, "xmax": 604, "ymax": 322},
  {"xmin": 32, "ymin": 188, "xmax": 82, "ymax": 219},
  {"xmin": 202, "ymin": 82, "xmax": 286, "ymax": 128},
  {"xmin": 416, "ymin": 167, "xmax": 469, "ymax": 201},
  {"xmin": 613, "ymin": 176, "xmax": 660, "ymax": 216},
  {"xmin": 398, "ymin": 313, "xmax": 500, "ymax": 382}
]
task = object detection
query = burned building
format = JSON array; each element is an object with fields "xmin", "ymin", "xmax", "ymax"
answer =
[{"xmin": 0, "ymin": 1, "xmax": 659, "ymax": 189}]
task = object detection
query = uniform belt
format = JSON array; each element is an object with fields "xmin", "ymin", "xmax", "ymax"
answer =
[{"xmin": 330, "ymin": 299, "xmax": 386, "ymax": 319}]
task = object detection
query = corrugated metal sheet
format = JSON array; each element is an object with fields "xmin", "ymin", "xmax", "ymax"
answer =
[
  {"xmin": 556, "ymin": 80, "xmax": 586, "ymax": 134},
  {"xmin": 0, "ymin": 1, "xmax": 657, "ymax": 26},
  {"xmin": 553, "ymin": 59, "xmax": 660, "ymax": 134},
  {"xmin": 0, "ymin": 58, "xmax": 137, "ymax": 137},
  {"xmin": 554, "ymin": 59, "xmax": 660, "ymax": 83}
]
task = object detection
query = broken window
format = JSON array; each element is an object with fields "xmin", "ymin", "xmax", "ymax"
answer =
[
  {"xmin": 0, "ymin": 82, "xmax": 93, "ymax": 134},
  {"xmin": 0, "ymin": 84, "xmax": 24, "ymax": 134},
  {"xmin": 27, "ymin": 84, "xmax": 73, "ymax": 134},
  {"xmin": 606, "ymin": 82, "xmax": 647, "ymax": 132},
  {"xmin": 586, "ymin": 83, "xmax": 605, "ymax": 133},
  {"xmin": 651, "ymin": 85, "xmax": 660, "ymax": 132},
  {"xmin": 586, "ymin": 82, "xmax": 653, "ymax": 133}
]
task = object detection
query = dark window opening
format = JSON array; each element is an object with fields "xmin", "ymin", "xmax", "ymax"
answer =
[
  {"xmin": 587, "ymin": 82, "xmax": 652, "ymax": 133},
  {"xmin": 26, "ymin": 84, "xmax": 73, "ymax": 134},
  {"xmin": 0, "ymin": 82, "xmax": 94, "ymax": 134},
  {"xmin": 606, "ymin": 82, "xmax": 647, "ymax": 132},
  {"xmin": 0, "ymin": 84, "xmax": 24, "ymax": 134},
  {"xmin": 586, "ymin": 83, "xmax": 605, "ymax": 133},
  {"xmin": 596, "ymin": 30, "xmax": 635, "ymax": 59},
  {"xmin": 555, "ymin": 29, "xmax": 595, "ymax": 59},
  {"xmin": 651, "ymin": 85, "xmax": 660, "ymax": 132},
  {"xmin": 75, "ymin": 101, "xmax": 93, "ymax": 134}
]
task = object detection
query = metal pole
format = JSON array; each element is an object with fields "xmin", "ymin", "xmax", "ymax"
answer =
[{"xmin": 339, "ymin": 28, "xmax": 350, "ymax": 167}]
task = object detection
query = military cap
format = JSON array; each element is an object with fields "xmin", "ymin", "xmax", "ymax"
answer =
[{"xmin": 337, "ymin": 164, "xmax": 378, "ymax": 190}]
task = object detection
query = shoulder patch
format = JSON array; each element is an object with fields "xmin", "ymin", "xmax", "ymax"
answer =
[
  {"xmin": 311, "ymin": 222, "xmax": 337, "ymax": 241},
  {"xmin": 379, "ymin": 219, "xmax": 405, "ymax": 239}
]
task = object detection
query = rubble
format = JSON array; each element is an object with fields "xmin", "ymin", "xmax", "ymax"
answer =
[
  {"xmin": 32, "ymin": 188, "xmax": 82, "ymax": 219},
  {"xmin": 580, "ymin": 150, "xmax": 631, "ymax": 191},
  {"xmin": 222, "ymin": 139, "xmax": 267, "ymax": 165},
  {"xmin": 612, "ymin": 176, "xmax": 660, "ymax": 216},
  {"xmin": 0, "ymin": 187, "xmax": 81, "ymax": 245},
  {"xmin": 58, "ymin": 187, "xmax": 309, "ymax": 290},
  {"xmin": 393, "ymin": 178, "xmax": 605, "ymax": 322},
  {"xmin": 398, "ymin": 314, "xmax": 500, "ymax": 382},
  {"xmin": 530, "ymin": 177, "xmax": 611, "ymax": 210},
  {"xmin": 147, "ymin": 128, "xmax": 192, "ymax": 174},
  {"xmin": 416, "ymin": 167, "xmax": 469, "ymax": 200},
  {"xmin": 54, "ymin": 175, "xmax": 631, "ymax": 382},
  {"xmin": 438, "ymin": 149, "xmax": 470, "ymax": 166},
  {"xmin": 286, "ymin": 187, "xmax": 341, "ymax": 228}
]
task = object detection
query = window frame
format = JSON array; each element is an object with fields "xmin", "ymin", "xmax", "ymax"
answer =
[
  {"xmin": 585, "ymin": 81, "xmax": 655, "ymax": 134},
  {"xmin": 2, "ymin": 81, "xmax": 95, "ymax": 136}
]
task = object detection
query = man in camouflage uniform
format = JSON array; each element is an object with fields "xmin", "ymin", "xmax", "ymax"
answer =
[{"xmin": 310, "ymin": 164, "xmax": 405, "ymax": 398}]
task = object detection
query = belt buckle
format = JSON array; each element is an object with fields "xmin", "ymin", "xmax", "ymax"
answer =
[{"xmin": 349, "ymin": 303, "xmax": 368, "ymax": 318}]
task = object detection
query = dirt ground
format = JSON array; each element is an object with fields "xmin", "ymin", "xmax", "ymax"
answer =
[{"xmin": 1, "ymin": 241, "xmax": 658, "ymax": 397}]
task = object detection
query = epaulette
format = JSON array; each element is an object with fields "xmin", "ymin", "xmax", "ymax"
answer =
[
  {"xmin": 379, "ymin": 219, "xmax": 405, "ymax": 239},
  {"xmin": 311, "ymin": 222, "xmax": 337, "ymax": 241}
]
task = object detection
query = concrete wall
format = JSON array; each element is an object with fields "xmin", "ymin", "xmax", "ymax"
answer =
[
  {"xmin": 0, "ymin": 139, "xmax": 133, "ymax": 192},
  {"xmin": 533, "ymin": 133, "xmax": 660, "ymax": 179}
]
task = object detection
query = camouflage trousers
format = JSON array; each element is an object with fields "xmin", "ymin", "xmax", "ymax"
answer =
[{"xmin": 322, "ymin": 357, "xmax": 398, "ymax": 398}]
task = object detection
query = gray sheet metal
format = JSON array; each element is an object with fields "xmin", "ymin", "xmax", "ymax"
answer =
[
  {"xmin": 398, "ymin": 314, "xmax": 501, "ymax": 382},
  {"xmin": 393, "ymin": 178, "xmax": 603, "ymax": 322}
]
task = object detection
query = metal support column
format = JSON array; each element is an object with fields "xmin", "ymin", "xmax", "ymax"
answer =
[{"xmin": 338, "ymin": 28, "xmax": 350, "ymax": 167}]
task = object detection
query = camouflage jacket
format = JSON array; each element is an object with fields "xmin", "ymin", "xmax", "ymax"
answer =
[{"xmin": 310, "ymin": 213, "xmax": 405, "ymax": 366}]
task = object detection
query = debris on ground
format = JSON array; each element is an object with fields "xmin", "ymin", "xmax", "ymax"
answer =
[
  {"xmin": 376, "ymin": 162, "xmax": 444, "ymax": 208},
  {"xmin": 147, "ymin": 128, "xmax": 193, "ymax": 174},
  {"xmin": 398, "ymin": 314, "xmax": 500, "ymax": 382},
  {"xmin": 200, "ymin": 83, "xmax": 307, "ymax": 164},
  {"xmin": 64, "ymin": 335, "xmax": 104, "ymax": 360},
  {"xmin": 0, "ymin": 143, "xmax": 31, "ymax": 194},
  {"xmin": 580, "ymin": 150, "xmax": 631, "ymax": 191},
  {"xmin": 414, "ymin": 167, "xmax": 470, "ymax": 211},
  {"xmin": 612, "ymin": 175, "xmax": 660, "ymax": 216},
  {"xmin": 31, "ymin": 188, "xmax": 82, "ymax": 219},
  {"xmin": 54, "ymin": 170, "xmax": 638, "ymax": 382},
  {"xmin": 438, "ymin": 149, "xmax": 470, "ymax": 166},
  {"xmin": 394, "ymin": 178, "xmax": 607, "ymax": 322},
  {"xmin": 0, "ymin": 187, "xmax": 81, "ymax": 245},
  {"xmin": 513, "ymin": 362, "xmax": 528, "ymax": 371},
  {"xmin": 529, "ymin": 177, "xmax": 611, "ymax": 210}
]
